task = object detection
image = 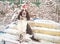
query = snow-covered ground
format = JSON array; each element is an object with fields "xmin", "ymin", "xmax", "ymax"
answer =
[
  {"xmin": 0, "ymin": 33, "xmax": 57, "ymax": 44},
  {"xmin": 0, "ymin": 40, "xmax": 57, "ymax": 44},
  {"xmin": 0, "ymin": 41, "xmax": 56, "ymax": 44}
]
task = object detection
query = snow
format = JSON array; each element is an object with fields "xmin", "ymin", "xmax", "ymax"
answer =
[
  {"xmin": 34, "ymin": 33, "xmax": 60, "ymax": 43},
  {"xmin": 0, "ymin": 33, "xmax": 58, "ymax": 44},
  {"xmin": 31, "ymin": 27, "xmax": 60, "ymax": 32}
]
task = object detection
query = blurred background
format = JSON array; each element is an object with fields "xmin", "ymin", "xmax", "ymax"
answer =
[{"xmin": 0, "ymin": 0, "xmax": 60, "ymax": 29}]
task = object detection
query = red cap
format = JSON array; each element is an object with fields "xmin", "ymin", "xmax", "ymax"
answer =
[{"xmin": 21, "ymin": 4, "xmax": 26, "ymax": 9}]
